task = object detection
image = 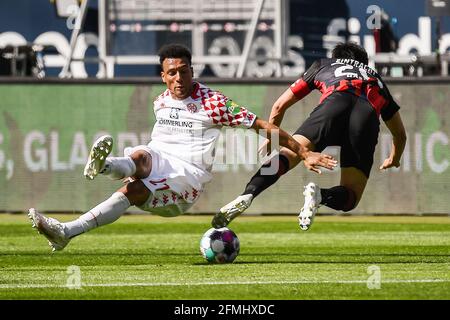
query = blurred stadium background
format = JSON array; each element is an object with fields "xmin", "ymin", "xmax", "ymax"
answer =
[{"xmin": 0, "ymin": 0, "xmax": 448, "ymax": 215}]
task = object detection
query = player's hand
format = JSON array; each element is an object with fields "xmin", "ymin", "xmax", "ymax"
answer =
[
  {"xmin": 379, "ymin": 158, "xmax": 400, "ymax": 170},
  {"xmin": 302, "ymin": 151, "xmax": 338, "ymax": 174}
]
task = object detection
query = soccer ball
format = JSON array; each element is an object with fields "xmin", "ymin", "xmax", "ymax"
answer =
[{"xmin": 200, "ymin": 227, "xmax": 240, "ymax": 263}]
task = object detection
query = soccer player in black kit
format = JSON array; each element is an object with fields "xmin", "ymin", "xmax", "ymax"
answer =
[{"xmin": 212, "ymin": 42, "xmax": 407, "ymax": 231}]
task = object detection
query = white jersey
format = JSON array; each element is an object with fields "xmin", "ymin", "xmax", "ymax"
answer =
[{"xmin": 148, "ymin": 82, "xmax": 256, "ymax": 186}]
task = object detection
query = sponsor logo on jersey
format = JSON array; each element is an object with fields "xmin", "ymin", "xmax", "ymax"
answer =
[{"xmin": 170, "ymin": 108, "xmax": 180, "ymax": 119}]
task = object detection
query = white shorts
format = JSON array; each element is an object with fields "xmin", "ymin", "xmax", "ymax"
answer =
[{"xmin": 124, "ymin": 145, "xmax": 205, "ymax": 217}]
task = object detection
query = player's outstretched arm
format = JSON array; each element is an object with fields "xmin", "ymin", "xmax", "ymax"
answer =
[
  {"xmin": 268, "ymin": 88, "xmax": 300, "ymax": 127},
  {"xmin": 251, "ymin": 118, "xmax": 337, "ymax": 174},
  {"xmin": 257, "ymin": 88, "xmax": 303, "ymax": 156},
  {"xmin": 380, "ymin": 111, "xmax": 407, "ymax": 170}
]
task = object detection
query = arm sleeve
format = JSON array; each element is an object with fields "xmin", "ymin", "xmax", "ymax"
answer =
[
  {"xmin": 289, "ymin": 60, "xmax": 321, "ymax": 99},
  {"xmin": 203, "ymin": 92, "xmax": 256, "ymax": 128},
  {"xmin": 380, "ymin": 81, "xmax": 401, "ymax": 121}
]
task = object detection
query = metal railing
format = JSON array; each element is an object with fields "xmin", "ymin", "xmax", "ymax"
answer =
[{"xmin": 60, "ymin": 0, "xmax": 288, "ymax": 79}]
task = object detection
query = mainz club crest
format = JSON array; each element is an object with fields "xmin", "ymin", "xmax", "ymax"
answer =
[{"xmin": 187, "ymin": 103, "xmax": 198, "ymax": 113}]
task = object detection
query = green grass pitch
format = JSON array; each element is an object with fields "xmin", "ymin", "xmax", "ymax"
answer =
[{"xmin": 0, "ymin": 214, "xmax": 449, "ymax": 299}]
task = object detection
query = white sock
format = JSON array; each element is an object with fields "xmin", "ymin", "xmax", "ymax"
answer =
[
  {"xmin": 63, "ymin": 192, "xmax": 131, "ymax": 238},
  {"xmin": 101, "ymin": 157, "xmax": 136, "ymax": 180}
]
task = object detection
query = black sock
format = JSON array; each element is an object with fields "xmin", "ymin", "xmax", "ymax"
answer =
[
  {"xmin": 320, "ymin": 186, "xmax": 356, "ymax": 212},
  {"xmin": 243, "ymin": 154, "xmax": 290, "ymax": 198}
]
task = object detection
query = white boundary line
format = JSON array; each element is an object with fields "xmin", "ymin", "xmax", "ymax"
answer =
[{"xmin": 0, "ymin": 279, "xmax": 448, "ymax": 289}]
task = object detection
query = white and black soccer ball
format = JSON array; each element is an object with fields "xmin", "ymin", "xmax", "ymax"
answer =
[{"xmin": 200, "ymin": 227, "xmax": 240, "ymax": 263}]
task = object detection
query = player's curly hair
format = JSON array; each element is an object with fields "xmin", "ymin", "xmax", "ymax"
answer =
[
  {"xmin": 332, "ymin": 42, "xmax": 368, "ymax": 65},
  {"xmin": 158, "ymin": 44, "xmax": 192, "ymax": 66}
]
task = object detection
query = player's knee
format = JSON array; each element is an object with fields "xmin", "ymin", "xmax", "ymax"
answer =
[
  {"xmin": 130, "ymin": 150, "xmax": 152, "ymax": 178},
  {"xmin": 119, "ymin": 180, "xmax": 150, "ymax": 206},
  {"xmin": 342, "ymin": 203, "xmax": 356, "ymax": 212}
]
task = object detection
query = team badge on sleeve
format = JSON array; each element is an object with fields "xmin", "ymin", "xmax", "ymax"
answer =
[
  {"xmin": 203, "ymin": 94, "xmax": 255, "ymax": 127},
  {"xmin": 226, "ymin": 100, "xmax": 243, "ymax": 115}
]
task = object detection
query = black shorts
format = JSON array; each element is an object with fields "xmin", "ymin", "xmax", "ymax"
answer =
[{"xmin": 294, "ymin": 92, "xmax": 380, "ymax": 178}]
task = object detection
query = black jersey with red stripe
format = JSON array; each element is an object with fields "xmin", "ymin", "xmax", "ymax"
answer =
[{"xmin": 290, "ymin": 58, "xmax": 400, "ymax": 121}]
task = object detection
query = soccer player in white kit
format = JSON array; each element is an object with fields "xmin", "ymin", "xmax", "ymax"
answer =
[{"xmin": 28, "ymin": 44, "xmax": 337, "ymax": 252}]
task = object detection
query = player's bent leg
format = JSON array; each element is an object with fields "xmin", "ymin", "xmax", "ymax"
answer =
[
  {"xmin": 245, "ymin": 134, "xmax": 314, "ymax": 198},
  {"xmin": 104, "ymin": 149, "xmax": 152, "ymax": 181},
  {"xmin": 212, "ymin": 135, "xmax": 315, "ymax": 229},
  {"xmin": 129, "ymin": 150, "xmax": 152, "ymax": 179},
  {"xmin": 102, "ymin": 156, "xmax": 137, "ymax": 180},
  {"xmin": 100, "ymin": 149, "xmax": 152, "ymax": 181},
  {"xmin": 102, "ymin": 148, "xmax": 152, "ymax": 181},
  {"xmin": 118, "ymin": 180, "xmax": 151, "ymax": 207},
  {"xmin": 336, "ymin": 96, "xmax": 375, "ymax": 210},
  {"xmin": 298, "ymin": 167, "xmax": 365, "ymax": 231},
  {"xmin": 244, "ymin": 133, "xmax": 314, "ymax": 199},
  {"xmin": 212, "ymin": 151, "xmax": 293, "ymax": 228},
  {"xmin": 28, "ymin": 208, "xmax": 70, "ymax": 252},
  {"xmin": 317, "ymin": 167, "xmax": 367, "ymax": 214},
  {"xmin": 298, "ymin": 168, "xmax": 366, "ymax": 231},
  {"xmin": 84, "ymin": 138, "xmax": 154, "ymax": 181}
]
